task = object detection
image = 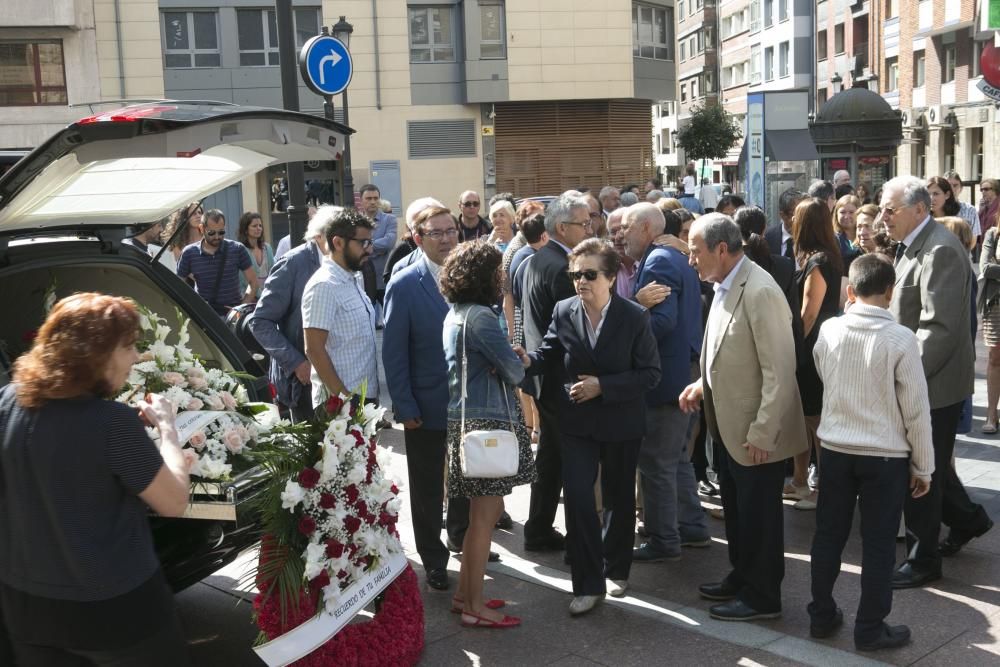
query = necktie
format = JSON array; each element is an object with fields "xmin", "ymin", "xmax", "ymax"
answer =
[
  {"xmin": 783, "ymin": 238, "xmax": 794, "ymax": 260},
  {"xmin": 895, "ymin": 242, "xmax": 907, "ymax": 264}
]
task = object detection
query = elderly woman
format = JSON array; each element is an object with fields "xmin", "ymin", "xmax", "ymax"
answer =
[
  {"xmin": 0, "ymin": 293, "xmax": 191, "ymax": 664},
  {"xmin": 441, "ymin": 242, "xmax": 535, "ymax": 629},
  {"xmin": 516, "ymin": 239, "xmax": 660, "ymax": 616},
  {"xmin": 487, "ymin": 199, "xmax": 516, "ymax": 252}
]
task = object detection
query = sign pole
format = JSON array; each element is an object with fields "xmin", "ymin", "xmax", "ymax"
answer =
[{"xmin": 276, "ymin": 0, "xmax": 308, "ymax": 249}]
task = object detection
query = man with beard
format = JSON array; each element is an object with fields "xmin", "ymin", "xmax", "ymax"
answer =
[
  {"xmin": 302, "ymin": 209, "xmax": 379, "ymax": 407},
  {"xmin": 177, "ymin": 209, "xmax": 257, "ymax": 317}
]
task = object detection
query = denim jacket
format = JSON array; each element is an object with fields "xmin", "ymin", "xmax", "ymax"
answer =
[{"xmin": 443, "ymin": 303, "xmax": 525, "ymax": 422}]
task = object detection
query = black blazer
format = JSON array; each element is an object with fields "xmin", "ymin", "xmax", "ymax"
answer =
[
  {"xmin": 768, "ymin": 253, "xmax": 805, "ymax": 366},
  {"xmin": 521, "ymin": 240, "xmax": 575, "ymax": 395},
  {"xmin": 527, "ymin": 295, "xmax": 661, "ymax": 442},
  {"xmin": 764, "ymin": 224, "xmax": 784, "ymax": 256}
]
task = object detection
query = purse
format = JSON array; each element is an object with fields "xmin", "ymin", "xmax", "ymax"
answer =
[{"xmin": 458, "ymin": 313, "xmax": 520, "ymax": 479}]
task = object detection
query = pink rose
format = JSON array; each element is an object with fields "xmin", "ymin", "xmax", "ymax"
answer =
[
  {"xmin": 181, "ymin": 448, "xmax": 198, "ymax": 472},
  {"xmin": 236, "ymin": 424, "xmax": 250, "ymax": 442},
  {"xmin": 204, "ymin": 394, "xmax": 224, "ymax": 410},
  {"xmin": 188, "ymin": 430, "xmax": 207, "ymax": 450},
  {"xmin": 186, "ymin": 397, "xmax": 204, "ymax": 411},
  {"xmin": 162, "ymin": 371, "xmax": 186, "ymax": 386},
  {"xmin": 220, "ymin": 391, "xmax": 237, "ymax": 411},
  {"xmin": 186, "ymin": 368, "xmax": 208, "ymax": 391},
  {"xmin": 223, "ymin": 429, "xmax": 244, "ymax": 454}
]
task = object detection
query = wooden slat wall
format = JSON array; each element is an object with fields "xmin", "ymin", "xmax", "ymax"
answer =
[{"xmin": 494, "ymin": 99, "xmax": 654, "ymax": 197}]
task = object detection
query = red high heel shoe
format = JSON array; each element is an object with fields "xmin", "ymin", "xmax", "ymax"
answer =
[
  {"xmin": 451, "ymin": 597, "xmax": 505, "ymax": 614},
  {"xmin": 460, "ymin": 611, "xmax": 521, "ymax": 628}
]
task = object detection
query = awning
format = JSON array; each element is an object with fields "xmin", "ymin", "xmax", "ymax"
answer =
[{"xmin": 763, "ymin": 129, "xmax": 820, "ymax": 162}]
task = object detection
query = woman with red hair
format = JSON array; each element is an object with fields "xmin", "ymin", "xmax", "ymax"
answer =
[{"xmin": 0, "ymin": 293, "xmax": 192, "ymax": 665}]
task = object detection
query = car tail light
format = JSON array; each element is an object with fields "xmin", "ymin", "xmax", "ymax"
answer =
[{"xmin": 77, "ymin": 105, "xmax": 178, "ymax": 124}]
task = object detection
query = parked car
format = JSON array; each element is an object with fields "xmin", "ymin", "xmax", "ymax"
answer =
[{"xmin": 0, "ymin": 101, "xmax": 352, "ymax": 591}]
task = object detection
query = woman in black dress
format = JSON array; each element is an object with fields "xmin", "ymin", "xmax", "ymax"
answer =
[{"xmin": 789, "ymin": 198, "xmax": 844, "ymax": 511}]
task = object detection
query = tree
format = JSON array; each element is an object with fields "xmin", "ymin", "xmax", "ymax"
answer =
[{"xmin": 675, "ymin": 104, "xmax": 743, "ymax": 183}]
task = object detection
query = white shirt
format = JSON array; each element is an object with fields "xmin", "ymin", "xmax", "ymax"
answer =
[
  {"xmin": 683, "ymin": 175, "xmax": 696, "ymax": 196},
  {"xmin": 425, "ymin": 255, "xmax": 441, "ymax": 280},
  {"xmin": 705, "ymin": 255, "xmax": 747, "ymax": 389},
  {"xmin": 901, "ymin": 215, "xmax": 933, "ymax": 250},
  {"xmin": 582, "ymin": 297, "xmax": 612, "ymax": 348}
]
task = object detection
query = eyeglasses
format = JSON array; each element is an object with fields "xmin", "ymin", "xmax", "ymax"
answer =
[
  {"xmin": 568, "ymin": 269, "xmax": 601, "ymax": 282},
  {"xmin": 982, "ymin": 186, "xmax": 995, "ymax": 192},
  {"xmin": 878, "ymin": 204, "xmax": 909, "ymax": 217},
  {"xmin": 339, "ymin": 236, "xmax": 374, "ymax": 249},
  {"xmin": 420, "ymin": 228, "xmax": 459, "ymax": 241},
  {"xmin": 563, "ymin": 219, "xmax": 593, "ymax": 229},
  {"xmin": 462, "ymin": 201, "xmax": 480, "ymax": 207},
  {"xmin": 204, "ymin": 230, "xmax": 225, "ymax": 237}
]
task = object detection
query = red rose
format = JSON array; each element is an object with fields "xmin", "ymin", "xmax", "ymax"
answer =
[
  {"xmin": 390, "ymin": 484, "xmax": 399, "ymax": 495},
  {"xmin": 336, "ymin": 569, "xmax": 349, "ymax": 580},
  {"xmin": 345, "ymin": 484, "xmax": 360, "ymax": 503},
  {"xmin": 298, "ymin": 467, "xmax": 320, "ymax": 489},
  {"xmin": 347, "ymin": 542, "xmax": 359, "ymax": 558},
  {"xmin": 319, "ymin": 493, "xmax": 337, "ymax": 509},
  {"xmin": 378, "ymin": 511, "xmax": 396, "ymax": 527},
  {"xmin": 324, "ymin": 395, "xmax": 344, "ymax": 415},
  {"xmin": 325, "ymin": 538, "xmax": 345, "ymax": 558},
  {"xmin": 355, "ymin": 499, "xmax": 368, "ymax": 515},
  {"xmin": 298, "ymin": 515, "xmax": 317, "ymax": 536},
  {"xmin": 310, "ymin": 569, "xmax": 330, "ymax": 591},
  {"xmin": 363, "ymin": 511, "xmax": 376, "ymax": 525},
  {"xmin": 344, "ymin": 515, "xmax": 361, "ymax": 534}
]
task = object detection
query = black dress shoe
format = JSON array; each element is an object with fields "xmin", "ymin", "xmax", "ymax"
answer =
[
  {"xmin": 709, "ymin": 599, "xmax": 781, "ymax": 621},
  {"xmin": 940, "ymin": 517, "xmax": 994, "ymax": 556},
  {"xmin": 891, "ymin": 562, "xmax": 942, "ymax": 589},
  {"xmin": 698, "ymin": 581, "xmax": 740, "ymax": 601},
  {"xmin": 495, "ymin": 511, "xmax": 514, "ymax": 530},
  {"xmin": 855, "ymin": 624, "xmax": 911, "ymax": 651},
  {"xmin": 447, "ymin": 538, "xmax": 499, "ymax": 562},
  {"xmin": 524, "ymin": 530, "xmax": 566, "ymax": 552},
  {"xmin": 426, "ymin": 568, "xmax": 449, "ymax": 590},
  {"xmin": 810, "ymin": 608, "xmax": 843, "ymax": 639},
  {"xmin": 488, "ymin": 550, "xmax": 501, "ymax": 562}
]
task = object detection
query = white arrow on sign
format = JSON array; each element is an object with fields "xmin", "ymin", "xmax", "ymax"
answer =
[{"xmin": 318, "ymin": 48, "xmax": 343, "ymax": 85}]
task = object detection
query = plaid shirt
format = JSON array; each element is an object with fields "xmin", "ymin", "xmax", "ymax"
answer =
[{"xmin": 301, "ymin": 258, "xmax": 379, "ymax": 407}]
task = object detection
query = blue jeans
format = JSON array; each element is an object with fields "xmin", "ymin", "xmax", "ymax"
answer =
[{"xmin": 638, "ymin": 403, "xmax": 709, "ymax": 554}]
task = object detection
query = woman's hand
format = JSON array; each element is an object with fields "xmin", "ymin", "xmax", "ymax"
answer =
[
  {"xmin": 512, "ymin": 345, "xmax": 531, "ymax": 368},
  {"xmin": 569, "ymin": 375, "xmax": 602, "ymax": 402},
  {"xmin": 139, "ymin": 393, "xmax": 177, "ymax": 431}
]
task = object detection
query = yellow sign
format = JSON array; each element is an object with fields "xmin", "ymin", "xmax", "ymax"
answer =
[{"xmin": 482, "ymin": 126, "xmax": 495, "ymax": 136}]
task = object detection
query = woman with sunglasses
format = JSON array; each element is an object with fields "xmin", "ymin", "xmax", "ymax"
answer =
[{"xmin": 515, "ymin": 239, "xmax": 660, "ymax": 617}]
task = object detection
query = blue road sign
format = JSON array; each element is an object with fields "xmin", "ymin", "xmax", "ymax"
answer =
[{"xmin": 299, "ymin": 35, "xmax": 353, "ymax": 97}]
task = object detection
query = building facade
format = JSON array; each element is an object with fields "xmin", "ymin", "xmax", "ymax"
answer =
[{"xmin": 717, "ymin": 0, "xmax": 751, "ymax": 186}]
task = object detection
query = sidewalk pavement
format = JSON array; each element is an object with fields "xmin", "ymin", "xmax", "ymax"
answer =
[{"xmin": 176, "ymin": 337, "xmax": 1000, "ymax": 666}]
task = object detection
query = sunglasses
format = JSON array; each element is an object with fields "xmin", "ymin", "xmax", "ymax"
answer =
[
  {"xmin": 568, "ymin": 269, "xmax": 601, "ymax": 282},
  {"xmin": 462, "ymin": 201, "xmax": 480, "ymax": 207},
  {"xmin": 204, "ymin": 230, "xmax": 225, "ymax": 237}
]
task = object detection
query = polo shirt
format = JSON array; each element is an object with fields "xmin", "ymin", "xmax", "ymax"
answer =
[{"xmin": 177, "ymin": 239, "xmax": 252, "ymax": 316}]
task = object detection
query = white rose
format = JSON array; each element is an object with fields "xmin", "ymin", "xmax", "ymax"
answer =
[
  {"xmin": 326, "ymin": 419, "xmax": 348, "ymax": 440},
  {"xmin": 361, "ymin": 403, "xmax": 383, "ymax": 425},
  {"xmin": 303, "ymin": 542, "xmax": 328, "ymax": 580},
  {"xmin": 280, "ymin": 480, "xmax": 306, "ymax": 510},
  {"xmin": 198, "ymin": 457, "xmax": 232, "ymax": 480},
  {"xmin": 345, "ymin": 464, "xmax": 366, "ymax": 485},
  {"xmin": 322, "ymin": 582, "xmax": 342, "ymax": 613}
]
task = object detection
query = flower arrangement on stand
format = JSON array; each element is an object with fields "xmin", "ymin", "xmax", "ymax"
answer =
[{"xmin": 248, "ymin": 393, "xmax": 424, "ymax": 667}]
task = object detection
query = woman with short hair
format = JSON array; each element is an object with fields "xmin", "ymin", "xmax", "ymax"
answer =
[{"xmin": 0, "ymin": 293, "xmax": 192, "ymax": 665}]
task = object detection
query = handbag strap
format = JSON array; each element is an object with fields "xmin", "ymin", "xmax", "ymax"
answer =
[{"xmin": 459, "ymin": 307, "xmax": 516, "ymax": 439}]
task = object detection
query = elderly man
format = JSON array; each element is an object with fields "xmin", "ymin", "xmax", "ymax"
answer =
[
  {"xmin": 833, "ymin": 170, "xmax": 852, "ymax": 190},
  {"xmin": 456, "ymin": 190, "xmax": 492, "ymax": 241},
  {"xmin": 521, "ymin": 193, "xmax": 593, "ymax": 551},
  {"xmin": 383, "ymin": 205, "xmax": 465, "ymax": 591},
  {"xmin": 599, "ymin": 186, "xmax": 621, "ymax": 217},
  {"xmin": 880, "ymin": 176, "xmax": 992, "ymax": 588},
  {"xmin": 619, "ymin": 204, "xmax": 707, "ymax": 563},
  {"xmin": 765, "ymin": 188, "xmax": 805, "ymax": 259},
  {"xmin": 680, "ymin": 214, "xmax": 807, "ymax": 621},
  {"xmin": 177, "ymin": 209, "xmax": 257, "ymax": 316},
  {"xmin": 250, "ymin": 207, "xmax": 339, "ymax": 422},
  {"xmin": 809, "ymin": 180, "xmax": 837, "ymax": 212}
]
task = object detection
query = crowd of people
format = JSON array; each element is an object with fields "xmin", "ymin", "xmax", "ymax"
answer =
[{"xmin": 3, "ymin": 164, "xmax": 999, "ymax": 661}]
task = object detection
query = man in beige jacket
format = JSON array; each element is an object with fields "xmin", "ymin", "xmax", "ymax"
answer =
[{"xmin": 680, "ymin": 213, "xmax": 807, "ymax": 622}]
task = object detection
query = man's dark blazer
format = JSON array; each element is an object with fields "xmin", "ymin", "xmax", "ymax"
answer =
[
  {"xmin": 527, "ymin": 294, "xmax": 661, "ymax": 442},
  {"xmin": 521, "ymin": 240, "xmax": 575, "ymax": 396},
  {"xmin": 767, "ymin": 253, "xmax": 804, "ymax": 365},
  {"xmin": 765, "ymin": 224, "xmax": 785, "ymax": 257},
  {"xmin": 381, "ymin": 256, "xmax": 450, "ymax": 431}
]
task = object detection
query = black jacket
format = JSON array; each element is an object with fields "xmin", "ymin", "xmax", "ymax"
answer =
[{"xmin": 520, "ymin": 241, "xmax": 575, "ymax": 395}]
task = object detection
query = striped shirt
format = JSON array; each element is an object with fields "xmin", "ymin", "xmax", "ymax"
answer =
[
  {"xmin": 302, "ymin": 258, "xmax": 379, "ymax": 406},
  {"xmin": 957, "ymin": 201, "xmax": 981, "ymax": 237},
  {"xmin": 176, "ymin": 239, "xmax": 252, "ymax": 315}
]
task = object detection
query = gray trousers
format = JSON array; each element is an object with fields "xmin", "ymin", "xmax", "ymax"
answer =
[{"xmin": 638, "ymin": 403, "xmax": 709, "ymax": 554}]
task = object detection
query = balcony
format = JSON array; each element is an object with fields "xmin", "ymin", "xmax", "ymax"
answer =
[
  {"xmin": 5, "ymin": 0, "xmax": 77, "ymax": 26},
  {"xmin": 913, "ymin": 87, "xmax": 926, "ymax": 108},
  {"xmin": 884, "ymin": 17, "xmax": 900, "ymax": 58},
  {"xmin": 941, "ymin": 81, "xmax": 956, "ymax": 105},
  {"xmin": 918, "ymin": 0, "xmax": 933, "ymax": 32},
  {"xmin": 944, "ymin": 0, "xmax": 961, "ymax": 24}
]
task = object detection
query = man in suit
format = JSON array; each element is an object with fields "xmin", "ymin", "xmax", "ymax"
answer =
[
  {"xmin": 680, "ymin": 213, "xmax": 808, "ymax": 621},
  {"xmin": 520, "ymin": 193, "xmax": 593, "ymax": 551},
  {"xmin": 881, "ymin": 176, "xmax": 992, "ymax": 588},
  {"xmin": 765, "ymin": 188, "xmax": 804, "ymax": 259},
  {"xmin": 382, "ymin": 205, "xmax": 466, "ymax": 591},
  {"xmin": 249, "ymin": 207, "xmax": 335, "ymax": 422},
  {"xmin": 619, "ymin": 204, "xmax": 708, "ymax": 562}
]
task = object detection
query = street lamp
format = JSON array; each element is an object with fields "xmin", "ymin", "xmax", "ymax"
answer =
[
  {"xmin": 831, "ymin": 73, "xmax": 843, "ymax": 94},
  {"xmin": 332, "ymin": 16, "xmax": 355, "ymax": 208}
]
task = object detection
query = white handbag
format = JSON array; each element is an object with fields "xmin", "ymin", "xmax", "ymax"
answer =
[{"xmin": 459, "ymin": 314, "xmax": 520, "ymax": 479}]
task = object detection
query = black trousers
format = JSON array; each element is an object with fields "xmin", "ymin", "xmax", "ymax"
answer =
[
  {"xmin": 524, "ymin": 382, "xmax": 564, "ymax": 542},
  {"xmin": 692, "ymin": 410, "xmax": 710, "ymax": 483},
  {"xmin": 287, "ymin": 384, "xmax": 316, "ymax": 424},
  {"xmin": 716, "ymin": 443, "xmax": 786, "ymax": 613},
  {"xmin": 562, "ymin": 434, "xmax": 641, "ymax": 595},
  {"xmin": 904, "ymin": 401, "xmax": 987, "ymax": 570},
  {"xmin": 808, "ymin": 448, "xmax": 908, "ymax": 643},
  {"xmin": 403, "ymin": 428, "xmax": 469, "ymax": 570}
]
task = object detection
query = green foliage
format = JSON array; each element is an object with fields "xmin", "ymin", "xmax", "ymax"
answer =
[{"xmin": 675, "ymin": 104, "xmax": 743, "ymax": 163}]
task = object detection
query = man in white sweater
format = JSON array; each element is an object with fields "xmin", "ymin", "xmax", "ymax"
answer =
[{"xmin": 808, "ymin": 254, "xmax": 934, "ymax": 652}]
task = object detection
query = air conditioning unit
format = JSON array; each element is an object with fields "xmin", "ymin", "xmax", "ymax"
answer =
[
  {"xmin": 926, "ymin": 105, "xmax": 944, "ymax": 126},
  {"xmin": 901, "ymin": 111, "xmax": 920, "ymax": 128}
]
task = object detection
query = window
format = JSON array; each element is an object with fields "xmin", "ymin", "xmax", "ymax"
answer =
[
  {"xmin": 705, "ymin": 70, "xmax": 715, "ymax": 93},
  {"xmin": 818, "ymin": 87, "xmax": 828, "ymax": 109},
  {"xmin": 0, "ymin": 41, "xmax": 67, "ymax": 106},
  {"xmin": 679, "ymin": 41, "xmax": 686, "ymax": 61},
  {"xmin": 834, "ymin": 24, "xmax": 845, "ymax": 55},
  {"xmin": 691, "ymin": 76, "xmax": 699, "ymax": 98},
  {"xmin": 705, "ymin": 26, "xmax": 715, "ymax": 49},
  {"xmin": 750, "ymin": 43, "xmax": 762, "ymax": 83},
  {"xmin": 778, "ymin": 0, "xmax": 789, "ymax": 21},
  {"xmin": 750, "ymin": 0, "xmax": 761, "ymax": 33},
  {"xmin": 886, "ymin": 56, "xmax": 899, "ymax": 91},
  {"xmin": 942, "ymin": 44, "xmax": 956, "ymax": 83},
  {"xmin": 764, "ymin": 46, "xmax": 774, "ymax": 81},
  {"xmin": 973, "ymin": 41, "xmax": 984, "ymax": 78},
  {"xmin": 480, "ymin": 2, "xmax": 506, "ymax": 58},
  {"xmin": 778, "ymin": 41, "xmax": 789, "ymax": 77},
  {"xmin": 632, "ymin": 3, "xmax": 674, "ymax": 60},
  {"xmin": 887, "ymin": 0, "xmax": 899, "ymax": 18},
  {"xmin": 914, "ymin": 51, "xmax": 925, "ymax": 86},
  {"xmin": 236, "ymin": 8, "xmax": 319, "ymax": 67},
  {"xmin": 162, "ymin": 11, "xmax": 220, "ymax": 68},
  {"xmin": 678, "ymin": 1, "xmax": 685, "ymax": 20},
  {"xmin": 817, "ymin": 29, "xmax": 827, "ymax": 60},
  {"xmin": 764, "ymin": 0, "xmax": 773, "ymax": 28},
  {"xmin": 408, "ymin": 6, "xmax": 456, "ymax": 63},
  {"xmin": 680, "ymin": 83, "xmax": 687, "ymax": 102}
]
